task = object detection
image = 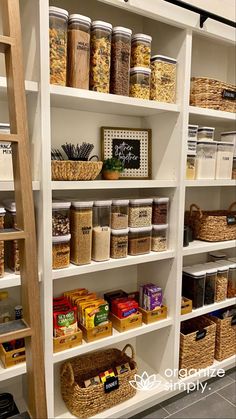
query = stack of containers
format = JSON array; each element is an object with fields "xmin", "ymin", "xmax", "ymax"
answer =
[
  {"xmin": 195, "ymin": 126, "xmax": 217, "ymax": 180},
  {"xmin": 0, "ymin": 207, "xmax": 5, "ymax": 277},
  {"xmin": 110, "ymin": 200, "xmax": 129, "ymax": 259},
  {"xmin": 186, "ymin": 125, "xmax": 198, "ymax": 180},
  {"xmin": 130, "ymin": 34, "xmax": 152, "ymax": 99},
  {"xmin": 52, "ymin": 201, "xmax": 71, "ymax": 269},
  {"xmin": 151, "ymin": 198, "xmax": 169, "ymax": 252},
  {"xmin": 150, "ymin": 55, "xmax": 177, "ymax": 104},
  {"xmin": 128, "ymin": 199, "xmax": 152, "ymax": 255},
  {"xmin": 92, "ymin": 201, "xmax": 112, "ymax": 261},
  {"xmin": 70, "ymin": 201, "xmax": 93, "ymax": 266}
]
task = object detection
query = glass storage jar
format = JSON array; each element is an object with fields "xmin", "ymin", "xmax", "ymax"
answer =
[
  {"xmin": 110, "ymin": 27, "xmax": 132, "ymax": 96},
  {"xmin": 186, "ymin": 155, "xmax": 196, "ymax": 180},
  {"xmin": 110, "ymin": 228, "xmax": 129, "ymax": 259},
  {"xmin": 49, "ymin": 6, "xmax": 69, "ymax": 86},
  {"xmin": 215, "ymin": 260, "xmax": 236, "ymax": 298},
  {"xmin": 111, "ymin": 199, "xmax": 129, "ymax": 230},
  {"xmin": 52, "ymin": 234, "xmax": 71, "ymax": 269},
  {"xmin": 152, "ymin": 224, "xmax": 168, "ymax": 252},
  {"xmin": 52, "ymin": 201, "xmax": 71, "ymax": 236},
  {"xmin": 152, "ymin": 197, "xmax": 169, "ymax": 225},
  {"xmin": 2, "ymin": 201, "xmax": 19, "ymax": 274},
  {"xmin": 182, "ymin": 266, "xmax": 206, "ymax": 309},
  {"xmin": 197, "ymin": 127, "xmax": 215, "ymax": 141},
  {"xmin": 0, "ymin": 207, "xmax": 5, "ymax": 278},
  {"xmin": 215, "ymin": 142, "xmax": 234, "ymax": 179},
  {"xmin": 67, "ymin": 14, "xmax": 91, "ymax": 89},
  {"xmin": 215, "ymin": 264, "xmax": 228, "ymax": 302},
  {"xmin": 232, "ymin": 158, "xmax": 236, "ymax": 179},
  {"xmin": 188, "ymin": 125, "xmax": 198, "ymax": 141},
  {"xmin": 131, "ymin": 34, "xmax": 152, "ymax": 68},
  {"xmin": 90, "ymin": 20, "xmax": 112, "ymax": 93},
  {"xmin": 128, "ymin": 226, "xmax": 152, "ymax": 255},
  {"xmin": 92, "ymin": 200, "xmax": 112, "ymax": 262},
  {"xmin": 195, "ymin": 141, "xmax": 217, "ymax": 179},
  {"xmin": 204, "ymin": 264, "xmax": 217, "ymax": 305},
  {"xmin": 129, "ymin": 198, "xmax": 153, "ymax": 228},
  {"xmin": 70, "ymin": 201, "xmax": 93, "ymax": 266},
  {"xmin": 150, "ymin": 55, "xmax": 177, "ymax": 103},
  {"xmin": 129, "ymin": 67, "xmax": 151, "ymax": 99}
]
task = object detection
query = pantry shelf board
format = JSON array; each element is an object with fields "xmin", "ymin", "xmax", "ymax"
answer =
[
  {"xmin": 0, "ymin": 76, "xmax": 38, "ymax": 97},
  {"xmin": 189, "ymin": 106, "xmax": 236, "ymax": 123},
  {"xmin": 50, "ymin": 85, "xmax": 180, "ymax": 117},
  {"xmin": 52, "ymin": 250, "xmax": 175, "ymax": 280},
  {"xmin": 181, "ymin": 298, "xmax": 236, "ymax": 321},
  {"xmin": 53, "ymin": 317, "xmax": 173, "ymax": 364},
  {"xmin": 0, "ymin": 362, "xmax": 26, "ymax": 382},
  {"xmin": 0, "ymin": 270, "xmax": 21, "ymax": 289},
  {"xmin": 185, "ymin": 180, "xmax": 236, "ymax": 187},
  {"xmin": 182, "ymin": 240, "xmax": 236, "ymax": 256},
  {"xmin": 51, "ymin": 180, "xmax": 177, "ymax": 190},
  {"xmin": 0, "ymin": 181, "xmax": 40, "ymax": 191}
]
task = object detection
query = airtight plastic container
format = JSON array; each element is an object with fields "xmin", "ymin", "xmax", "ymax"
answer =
[
  {"xmin": 70, "ymin": 201, "xmax": 93, "ymax": 266},
  {"xmin": 128, "ymin": 226, "xmax": 152, "ymax": 255},
  {"xmin": 186, "ymin": 155, "xmax": 196, "ymax": 180},
  {"xmin": 182, "ymin": 266, "xmax": 206, "ymax": 308},
  {"xmin": 197, "ymin": 127, "xmax": 215, "ymax": 141},
  {"xmin": 49, "ymin": 6, "xmax": 69, "ymax": 86},
  {"xmin": 152, "ymin": 197, "xmax": 169, "ymax": 225},
  {"xmin": 129, "ymin": 198, "xmax": 153, "ymax": 228},
  {"xmin": 129, "ymin": 67, "xmax": 151, "ymax": 100},
  {"xmin": 2, "ymin": 201, "xmax": 19, "ymax": 274},
  {"xmin": 151, "ymin": 224, "xmax": 168, "ymax": 252},
  {"xmin": 204, "ymin": 263, "xmax": 217, "ymax": 305},
  {"xmin": 188, "ymin": 125, "xmax": 198, "ymax": 140},
  {"xmin": 214, "ymin": 263, "xmax": 228, "ymax": 302},
  {"xmin": 52, "ymin": 201, "xmax": 71, "ymax": 236},
  {"xmin": 92, "ymin": 200, "xmax": 112, "ymax": 262},
  {"xmin": 52, "ymin": 234, "xmax": 71, "ymax": 269},
  {"xmin": 111, "ymin": 199, "xmax": 129, "ymax": 230},
  {"xmin": 110, "ymin": 228, "xmax": 129, "ymax": 259},
  {"xmin": 90, "ymin": 21, "xmax": 112, "ymax": 93},
  {"xmin": 110, "ymin": 27, "xmax": 132, "ymax": 96},
  {"xmin": 221, "ymin": 131, "xmax": 236, "ymax": 157},
  {"xmin": 131, "ymin": 33, "xmax": 152, "ymax": 68},
  {"xmin": 195, "ymin": 141, "xmax": 217, "ymax": 179},
  {"xmin": 215, "ymin": 142, "xmax": 234, "ymax": 179},
  {"xmin": 215, "ymin": 260, "xmax": 236, "ymax": 298},
  {"xmin": 150, "ymin": 55, "xmax": 177, "ymax": 103}
]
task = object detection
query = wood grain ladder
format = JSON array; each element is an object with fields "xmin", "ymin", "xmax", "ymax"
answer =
[{"xmin": 0, "ymin": 0, "xmax": 47, "ymax": 417}]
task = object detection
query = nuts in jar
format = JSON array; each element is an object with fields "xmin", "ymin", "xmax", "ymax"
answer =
[
  {"xmin": 49, "ymin": 7, "xmax": 69, "ymax": 86},
  {"xmin": 90, "ymin": 21, "xmax": 112, "ymax": 93},
  {"xmin": 70, "ymin": 201, "xmax": 93, "ymax": 266},
  {"xmin": 131, "ymin": 34, "xmax": 152, "ymax": 68},
  {"xmin": 152, "ymin": 224, "xmax": 168, "ymax": 252},
  {"xmin": 152, "ymin": 197, "xmax": 169, "ymax": 225},
  {"xmin": 129, "ymin": 199, "xmax": 153, "ymax": 228},
  {"xmin": 111, "ymin": 199, "xmax": 129, "ymax": 230},
  {"xmin": 52, "ymin": 234, "xmax": 71, "ymax": 269},
  {"xmin": 52, "ymin": 201, "xmax": 71, "ymax": 236},
  {"xmin": 128, "ymin": 227, "xmax": 151, "ymax": 256},
  {"xmin": 150, "ymin": 55, "xmax": 177, "ymax": 103},
  {"xmin": 129, "ymin": 67, "xmax": 151, "ymax": 100},
  {"xmin": 110, "ymin": 27, "xmax": 132, "ymax": 96},
  {"xmin": 110, "ymin": 229, "xmax": 128, "ymax": 259}
]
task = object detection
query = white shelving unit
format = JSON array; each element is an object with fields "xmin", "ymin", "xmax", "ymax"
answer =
[{"xmin": 0, "ymin": 0, "xmax": 235, "ymax": 417}]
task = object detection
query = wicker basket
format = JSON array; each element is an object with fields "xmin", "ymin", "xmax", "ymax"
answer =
[
  {"xmin": 207, "ymin": 313, "xmax": 236, "ymax": 361},
  {"xmin": 185, "ymin": 203, "xmax": 236, "ymax": 242},
  {"xmin": 60, "ymin": 344, "xmax": 137, "ymax": 418},
  {"xmin": 190, "ymin": 77, "xmax": 236, "ymax": 113},
  {"xmin": 180, "ymin": 316, "xmax": 216, "ymax": 374},
  {"xmin": 51, "ymin": 160, "xmax": 103, "ymax": 181}
]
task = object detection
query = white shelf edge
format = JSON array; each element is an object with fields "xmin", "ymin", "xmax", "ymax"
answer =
[
  {"xmin": 0, "ymin": 270, "xmax": 21, "ymax": 289},
  {"xmin": 181, "ymin": 298, "xmax": 236, "ymax": 321},
  {"xmin": 183, "ymin": 240, "xmax": 236, "ymax": 256},
  {"xmin": 0, "ymin": 76, "xmax": 38, "ymax": 93},
  {"xmin": 189, "ymin": 106, "xmax": 236, "ymax": 122},
  {"xmin": 0, "ymin": 362, "xmax": 26, "ymax": 382},
  {"xmin": 53, "ymin": 317, "xmax": 173, "ymax": 363},
  {"xmin": 51, "ymin": 179, "xmax": 177, "ymax": 190},
  {"xmin": 52, "ymin": 250, "xmax": 175, "ymax": 280},
  {"xmin": 185, "ymin": 179, "xmax": 236, "ymax": 187},
  {"xmin": 0, "ymin": 180, "xmax": 40, "ymax": 191}
]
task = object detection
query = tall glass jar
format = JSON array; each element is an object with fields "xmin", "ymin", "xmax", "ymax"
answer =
[
  {"xmin": 110, "ymin": 27, "xmax": 132, "ymax": 96},
  {"xmin": 70, "ymin": 201, "xmax": 93, "ymax": 266},
  {"xmin": 111, "ymin": 199, "xmax": 129, "ymax": 230},
  {"xmin": 150, "ymin": 55, "xmax": 177, "ymax": 103},
  {"xmin": 129, "ymin": 67, "xmax": 151, "ymax": 100},
  {"xmin": 92, "ymin": 200, "xmax": 112, "ymax": 262},
  {"xmin": 90, "ymin": 21, "xmax": 112, "ymax": 93},
  {"xmin": 67, "ymin": 14, "xmax": 91, "ymax": 89},
  {"xmin": 131, "ymin": 34, "xmax": 152, "ymax": 68},
  {"xmin": 49, "ymin": 6, "xmax": 69, "ymax": 86}
]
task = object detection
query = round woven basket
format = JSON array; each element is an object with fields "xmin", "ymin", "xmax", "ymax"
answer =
[{"xmin": 51, "ymin": 160, "xmax": 103, "ymax": 181}]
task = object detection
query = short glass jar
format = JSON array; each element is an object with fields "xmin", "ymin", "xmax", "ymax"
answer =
[
  {"xmin": 52, "ymin": 201, "xmax": 71, "ymax": 236},
  {"xmin": 110, "ymin": 27, "xmax": 132, "ymax": 96},
  {"xmin": 111, "ymin": 199, "xmax": 129, "ymax": 230},
  {"xmin": 67, "ymin": 14, "xmax": 91, "ymax": 89},
  {"xmin": 70, "ymin": 201, "xmax": 93, "ymax": 266},
  {"xmin": 110, "ymin": 228, "xmax": 129, "ymax": 259},
  {"xmin": 129, "ymin": 67, "xmax": 151, "ymax": 100},
  {"xmin": 92, "ymin": 200, "xmax": 112, "ymax": 262},
  {"xmin": 152, "ymin": 197, "xmax": 169, "ymax": 225},
  {"xmin": 52, "ymin": 234, "xmax": 71, "ymax": 269},
  {"xmin": 49, "ymin": 6, "xmax": 69, "ymax": 86},
  {"xmin": 129, "ymin": 198, "xmax": 153, "ymax": 228},
  {"xmin": 150, "ymin": 55, "xmax": 177, "ymax": 103},
  {"xmin": 131, "ymin": 34, "xmax": 152, "ymax": 68},
  {"xmin": 90, "ymin": 20, "xmax": 112, "ymax": 93},
  {"xmin": 152, "ymin": 224, "xmax": 168, "ymax": 252},
  {"xmin": 128, "ymin": 226, "xmax": 152, "ymax": 255}
]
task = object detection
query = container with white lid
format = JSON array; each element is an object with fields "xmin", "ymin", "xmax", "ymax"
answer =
[
  {"xmin": 150, "ymin": 55, "xmax": 177, "ymax": 103},
  {"xmin": 215, "ymin": 141, "xmax": 234, "ymax": 179},
  {"xmin": 204, "ymin": 263, "xmax": 217, "ymax": 304},
  {"xmin": 215, "ymin": 260, "xmax": 236, "ymax": 298},
  {"xmin": 0, "ymin": 123, "xmax": 13, "ymax": 181},
  {"xmin": 152, "ymin": 197, "xmax": 169, "ymax": 225},
  {"xmin": 92, "ymin": 201, "xmax": 111, "ymax": 262},
  {"xmin": 195, "ymin": 141, "xmax": 217, "ymax": 179},
  {"xmin": 49, "ymin": 6, "xmax": 68, "ymax": 86},
  {"xmin": 197, "ymin": 127, "xmax": 215, "ymax": 141},
  {"xmin": 130, "ymin": 67, "xmax": 151, "ymax": 100},
  {"xmin": 221, "ymin": 131, "xmax": 236, "ymax": 157},
  {"xmin": 111, "ymin": 26, "xmax": 132, "ymax": 96},
  {"xmin": 182, "ymin": 266, "xmax": 206, "ymax": 308},
  {"xmin": 52, "ymin": 234, "xmax": 71, "ymax": 269},
  {"xmin": 131, "ymin": 34, "xmax": 152, "ymax": 68},
  {"xmin": 208, "ymin": 251, "xmax": 227, "ymax": 262},
  {"xmin": 111, "ymin": 199, "xmax": 129, "ymax": 230},
  {"xmin": 210, "ymin": 262, "xmax": 228, "ymax": 302},
  {"xmin": 152, "ymin": 224, "xmax": 168, "ymax": 252},
  {"xmin": 111, "ymin": 228, "xmax": 129, "ymax": 259},
  {"xmin": 187, "ymin": 140, "xmax": 197, "ymax": 155},
  {"xmin": 52, "ymin": 201, "xmax": 71, "ymax": 236},
  {"xmin": 188, "ymin": 125, "xmax": 198, "ymax": 140},
  {"xmin": 90, "ymin": 21, "xmax": 112, "ymax": 93},
  {"xmin": 70, "ymin": 201, "xmax": 93, "ymax": 266},
  {"xmin": 128, "ymin": 226, "xmax": 152, "ymax": 255},
  {"xmin": 129, "ymin": 199, "xmax": 153, "ymax": 228}
]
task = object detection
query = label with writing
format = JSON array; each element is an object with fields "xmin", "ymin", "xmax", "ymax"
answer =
[
  {"xmin": 196, "ymin": 329, "xmax": 206, "ymax": 341},
  {"xmin": 222, "ymin": 89, "xmax": 236, "ymax": 100},
  {"xmin": 112, "ymin": 139, "xmax": 140, "ymax": 169},
  {"xmin": 227, "ymin": 215, "xmax": 236, "ymax": 225},
  {"xmin": 104, "ymin": 376, "xmax": 119, "ymax": 393},
  {"xmin": 231, "ymin": 316, "xmax": 236, "ymax": 326}
]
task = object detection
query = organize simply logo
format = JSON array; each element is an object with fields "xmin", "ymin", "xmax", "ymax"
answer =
[{"xmin": 129, "ymin": 372, "xmax": 162, "ymax": 391}]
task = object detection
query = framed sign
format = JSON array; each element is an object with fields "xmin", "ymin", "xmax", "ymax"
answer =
[{"xmin": 101, "ymin": 127, "xmax": 152, "ymax": 179}]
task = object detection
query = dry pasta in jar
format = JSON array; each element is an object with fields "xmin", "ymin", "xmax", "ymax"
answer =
[
  {"xmin": 49, "ymin": 6, "xmax": 69, "ymax": 86},
  {"xmin": 129, "ymin": 67, "xmax": 151, "ymax": 100},
  {"xmin": 90, "ymin": 21, "xmax": 112, "ymax": 93},
  {"xmin": 131, "ymin": 34, "xmax": 152, "ymax": 68},
  {"xmin": 52, "ymin": 234, "xmax": 71, "ymax": 269},
  {"xmin": 70, "ymin": 201, "xmax": 93, "ymax": 266},
  {"xmin": 150, "ymin": 55, "xmax": 177, "ymax": 103}
]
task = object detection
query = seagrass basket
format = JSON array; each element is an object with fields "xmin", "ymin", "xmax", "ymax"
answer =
[
  {"xmin": 60, "ymin": 344, "xmax": 137, "ymax": 418},
  {"xmin": 51, "ymin": 160, "xmax": 103, "ymax": 181},
  {"xmin": 190, "ymin": 77, "xmax": 236, "ymax": 113},
  {"xmin": 207, "ymin": 313, "xmax": 236, "ymax": 361},
  {"xmin": 185, "ymin": 203, "xmax": 236, "ymax": 242},
  {"xmin": 179, "ymin": 316, "xmax": 216, "ymax": 374}
]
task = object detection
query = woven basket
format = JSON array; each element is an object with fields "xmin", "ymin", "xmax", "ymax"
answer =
[
  {"xmin": 60, "ymin": 344, "xmax": 137, "ymax": 418},
  {"xmin": 190, "ymin": 77, "xmax": 236, "ymax": 113},
  {"xmin": 207, "ymin": 314, "xmax": 236, "ymax": 361},
  {"xmin": 185, "ymin": 203, "xmax": 236, "ymax": 242},
  {"xmin": 180, "ymin": 316, "xmax": 216, "ymax": 374},
  {"xmin": 51, "ymin": 160, "xmax": 103, "ymax": 181}
]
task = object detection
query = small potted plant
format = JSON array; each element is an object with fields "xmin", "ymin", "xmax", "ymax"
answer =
[{"xmin": 102, "ymin": 158, "xmax": 124, "ymax": 180}]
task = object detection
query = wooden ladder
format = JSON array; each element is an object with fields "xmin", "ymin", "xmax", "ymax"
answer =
[{"xmin": 0, "ymin": 0, "xmax": 47, "ymax": 417}]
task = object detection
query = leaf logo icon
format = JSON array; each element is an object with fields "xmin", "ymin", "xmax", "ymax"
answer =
[{"xmin": 129, "ymin": 371, "xmax": 161, "ymax": 391}]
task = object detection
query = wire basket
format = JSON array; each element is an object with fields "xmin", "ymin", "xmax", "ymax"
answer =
[{"xmin": 51, "ymin": 160, "xmax": 103, "ymax": 181}]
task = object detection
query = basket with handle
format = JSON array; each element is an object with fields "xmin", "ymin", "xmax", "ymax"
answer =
[
  {"xmin": 51, "ymin": 160, "xmax": 103, "ymax": 181},
  {"xmin": 60, "ymin": 344, "xmax": 137, "ymax": 418},
  {"xmin": 185, "ymin": 202, "xmax": 236, "ymax": 242}
]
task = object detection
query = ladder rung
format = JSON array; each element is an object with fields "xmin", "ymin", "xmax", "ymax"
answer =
[
  {"xmin": 0, "ymin": 133, "xmax": 18, "ymax": 143},
  {"xmin": 0, "ymin": 228, "xmax": 25, "ymax": 241},
  {"xmin": 0, "ymin": 35, "xmax": 14, "ymax": 53},
  {"xmin": 0, "ymin": 319, "xmax": 32, "ymax": 344}
]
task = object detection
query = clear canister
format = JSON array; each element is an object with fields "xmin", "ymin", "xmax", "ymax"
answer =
[
  {"xmin": 188, "ymin": 125, "xmax": 198, "ymax": 141},
  {"xmin": 232, "ymin": 157, "xmax": 236, "ymax": 179},
  {"xmin": 215, "ymin": 142, "xmax": 234, "ymax": 179},
  {"xmin": 150, "ymin": 55, "xmax": 177, "ymax": 103},
  {"xmin": 129, "ymin": 198, "xmax": 153, "ymax": 228},
  {"xmin": 90, "ymin": 20, "xmax": 112, "ymax": 93},
  {"xmin": 215, "ymin": 260, "xmax": 236, "ymax": 299},
  {"xmin": 110, "ymin": 27, "xmax": 132, "ymax": 96},
  {"xmin": 111, "ymin": 199, "xmax": 129, "ymax": 229},
  {"xmin": 128, "ymin": 226, "xmax": 152, "ymax": 255},
  {"xmin": 2, "ymin": 200, "xmax": 19, "ymax": 274},
  {"xmin": 52, "ymin": 234, "xmax": 71, "ymax": 269},
  {"xmin": 0, "ymin": 207, "xmax": 5, "ymax": 278},
  {"xmin": 52, "ymin": 201, "xmax": 71, "ymax": 236},
  {"xmin": 67, "ymin": 14, "xmax": 91, "ymax": 89},
  {"xmin": 129, "ymin": 67, "xmax": 151, "ymax": 99},
  {"xmin": 208, "ymin": 251, "xmax": 227, "ymax": 262},
  {"xmin": 195, "ymin": 141, "xmax": 217, "ymax": 179},
  {"xmin": 152, "ymin": 224, "xmax": 168, "ymax": 252},
  {"xmin": 70, "ymin": 201, "xmax": 93, "ymax": 266},
  {"xmin": 197, "ymin": 127, "xmax": 215, "ymax": 141},
  {"xmin": 204, "ymin": 264, "xmax": 217, "ymax": 305},
  {"xmin": 182, "ymin": 266, "xmax": 206, "ymax": 309},
  {"xmin": 92, "ymin": 200, "xmax": 112, "ymax": 262},
  {"xmin": 110, "ymin": 228, "xmax": 129, "ymax": 259},
  {"xmin": 49, "ymin": 6, "xmax": 69, "ymax": 86},
  {"xmin": 152, "ymin": 197, "xmax": 169, "ymax": 225},
  {"xmin": 131, "ymin": 34, "xmax": 152, "ymax": 68},
  {"xmin": 215, "ymin": 265, "xmax": 228, "ymax": 302},
  {"xmin": 186, "ymin": 155, "xmax": 196, "ymax": 180}
]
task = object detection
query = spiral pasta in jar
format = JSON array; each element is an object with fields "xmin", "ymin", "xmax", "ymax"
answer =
[
  {"xmin": 129, "ymin": 67, "xmax": 151, "ymax": 100},
  {"xmin": 150, "ymin": 55, "xmax": 177, "ymax": 103},
  {"xmin": 90, "ymin": 21, "xmax": 112, "ymax": 93},
  {"xmin": 131, "ymin": 34, "xmax": 152, "ymax": 68},
  {"xmin": 49, "ymin": 6, "xmax": 69, "ymax": 86}
]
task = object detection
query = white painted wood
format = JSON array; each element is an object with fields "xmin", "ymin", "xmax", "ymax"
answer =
[
  {"xmin": 0, "ymin": 270, "xmax": 21, "ymax": 289},
  {"xmin": 183, "ymin": 240, "xmax": 236, "ymax": 256},
  {"xmin": 185, "ymin": 180, "xmax": 236, "ymax": 187},
  {"xmin": 189, "ymin": 106, "xmax": 236, "ymax": 123},
  {"xmin": 52, "ymin": 180, "xmax": 177, "ymax": 190},
  {"xmin": 0, "ymin": 181, "xmax": 40, "ymax": 191},
  {"xmin": 0, "ymin": 363, "xmax": 26, "ymax": 382},
  {"xmin": 181, "ymin": 298, "xmax": 236, "ymax": 321}
]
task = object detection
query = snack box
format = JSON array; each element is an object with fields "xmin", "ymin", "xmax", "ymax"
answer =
[
  {"xmin": 143, "ymin": 285, "xmax": 162, "ymax": 311},
  {"xmin": 115, "ymin": 363, "xmax": 131, "ymax": 375},
  {"xmin": 84, "ymin": 301, "xmax": 109, "ymax": 329},
  {"xmin": 99, "ymin": 369, "xmax": 115, "ymax": 383},
  {"xmin": 127, "ymin": 291, "xmax": 139, "ymax": 303},
  {"xmin": 104, "ymin": 290, "xmax": 128, "ymax": 308},
  {"xmin": 139, "ymin": 283, "xmax": 155, "ymax": 307},
  {"xmin": 111, "ymin": 298, "xmax": 138, "ymax": 319},
  {"xmin": 84, "ymin": 375, "xmax": 100, "ymax": 388},
  {"xmin": 53, "ymin": 307, "xmax": 78, "ymax": 337}
]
